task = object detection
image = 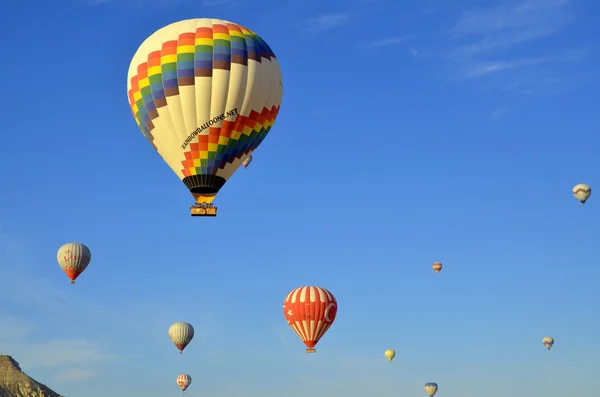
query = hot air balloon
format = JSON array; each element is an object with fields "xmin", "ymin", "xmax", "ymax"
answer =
[
  {"xmin": 177, "ymin": 374, "xmax": 192, "ymax": 391},
  {"xmin": 127, "ymin": 18, "xmax": 283, "ymax": 217},
  {"xmin": 169, "ymin": 322, "xmax": 194, "ymax": 353},
  {"xmin": 542, "ymin": 336, "xmax": 554, "ymax": 350},
  {"xmin": 243, "ymin": 154, "xmax": 252, "ymax": 168},
  {"xmin": 432, "ymin": 262, "xmax": 442, "ymax": 274},
  {"xmin": 424, "ymin": 382, "xmax": 438, "ymax": 396},
  {"xmin": 283, "ymin": 286, "xmax": 337, "ymax": 353},
  {"xmin": 384, "ymin": 349, "xmax": 395, "ymax": 362},
  {"xmin": 56, "ymin": 243, "xmax": 91, "ymax": 284},
  {"xmin": 573, "ymin": 184, "xmax": 591, "ymax": 206}
]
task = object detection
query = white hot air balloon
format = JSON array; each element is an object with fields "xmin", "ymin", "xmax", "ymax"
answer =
[
  {"xmin": 542, "ymin": 336, "xmax": 554, "ymax": 350},
  {"xmin": 177, "ymin": 374, "xmax": 192, "ymax": 391},
  {"xmin": 384, "ymin": 349, "xmax": 395, "ymax": 362},
  {"xmin": 243, "ymin": 154, "xmax": 253, "ymax": 168},
  {"xmin": 169, "ymin": 322, "xmax": 194, "ymax": 353},
  {"xmin": 424, "ymin": 382, "xmax": 438, "ymax": 396},
  {"xmin": 56, "ymin": 242, "xmax": 91, "ymax": 284},
  {"xmin": 572, "ymin": 184, "xmax": 591, "ymax": 206}
]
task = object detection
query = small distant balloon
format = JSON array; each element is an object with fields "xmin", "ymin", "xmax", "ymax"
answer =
[
  {"xmin": 57, "ymin": 242, "xmax": 91, "ymax": 284},
  {"xmin": 177, "ymin": 374, "xmax": 191, "ymax": 391},
  {"xmin": 424, "ymin": 382, "xmax": 438, "ymax": 396},
  {"xmin": 572, "ymin": 184, "xmax": 591, "ymax": 206},
  {"xmin": 169, "ymin": 322, "xmax": 194, "ymax": 353},
  {"xmin": 542, "ymin": 336, "xmax": 554, "ymax": 350},
  {"xmin": 384, "ymin": 349, "xmax": 395, "ymax": 362},
  {"xmin": 432, "ymin": 262, "xmax": 442, "ymax": 274},
  {"xmin": 243, "ymin": 155, "xmax": 253, "ymax": 168}
]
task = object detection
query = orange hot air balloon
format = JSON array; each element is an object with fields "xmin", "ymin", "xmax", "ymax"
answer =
[
  {"xmin": 432, "ymin": 262, "xmax": 442, "ymax": 274},
  {"xmin": 283, "ymin": 286, "xmax": 337, "ymax": 353}
]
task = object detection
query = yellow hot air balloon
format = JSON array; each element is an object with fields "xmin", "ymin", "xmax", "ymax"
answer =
[
  {"xmin": 572, "ymin": 184, "xmax": 591, "ymax": 206},
  {"xmin": 384, "ymin": 349, "xmax": 395, "ymax": 362},
  {"xmin": 127, "ymin": 19, "xmax": 283, "ymax": 216},
  {"xmin": 432, "ymin": 262, "xmax": 442, "ymax": 274}
]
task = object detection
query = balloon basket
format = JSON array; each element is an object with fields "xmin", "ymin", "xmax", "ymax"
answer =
[
  {"xmin": 305, "ymin": 348, "xmax": 316, "ymax": 353},
  {"xmin": 70, "ymin": 280, "xmax": 75, "ymax": 284},
  {"xmin": 190, "ymin": 204, "xmax": 217, "ymax": 216}
]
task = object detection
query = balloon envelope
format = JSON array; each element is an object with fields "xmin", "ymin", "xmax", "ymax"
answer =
[
  {"xmin": 542, "ymin": 336, "xmax": 554, "ymax": 350},
  {"xmin": 283, "ymin": 286, "xmax": 337, "ymax": 352},
  {"xmin": 432, "ymin": 262, "xmax": 442, "ymax": 273},
  {"xmin": 572, "ymin": 184, "xmax": 591, "ymax": 205},
  {"xmin": 127, "ymin": 18, "xmax": 283, "ymax": 205},
  {"xmin": 424, "ymin": 382, "xmax": 438, "ymax": 396},
  {"xmin": 177, "ymin": 374, "xmax": 191, "ymax": 391},
  {"xmin": 169, "ymin": 322, "xmax": 194, "ymax": 353},
  {"xmin": 384, "ymin": 349, "xmax": 395, "ymax": 362},
  {"xmin": 56, "ymin": 242, "xmax": 91, "ymax": 284}
]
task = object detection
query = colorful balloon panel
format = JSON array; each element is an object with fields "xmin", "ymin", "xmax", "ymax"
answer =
[{"xmin": 127, "ymin": 19, "xmax": 283, "ymax": 203}]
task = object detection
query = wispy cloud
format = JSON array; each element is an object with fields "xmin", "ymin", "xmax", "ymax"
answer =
[
  {"xmin": 299, "ymin": 13, "xmax": 350, "ymax": 33},
  {"xmin": 462, "ymin": 49, "xmax": 584, "ymax": 78},
  {"xmin": 0, "ymin": 313, "xmax": 115, "ymax": 382},
  {"xmin": 405, "ymin": 0, "xmax": 593, "ymax": 99},
  {"xmin": 463, "ymin": 56, "xmax": 551, "ymax": 78},
  {"xmin": 201, "ymin": 0, "xmax": 234, "ymax": 5},
  {"xmin": 365, "ymin": 35, "xmax": 415, "ymax": 49},
  {"xmin": 54, "ymin": 368, "xmax": 96, "ymax": 382},
  {"xmin": 491, "ymin": 107, "xmax": 508, "ymax": 119},
  {"xmin": 450, "ymin": 0, "xmax": 571, "ymax": 38}
]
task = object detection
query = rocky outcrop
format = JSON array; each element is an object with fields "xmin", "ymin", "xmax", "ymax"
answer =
[{"xmin": 0, "ymin": 355, "xmax": 61, "ymax": 397}]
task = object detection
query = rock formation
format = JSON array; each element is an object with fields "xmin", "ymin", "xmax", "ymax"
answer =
[{"xmin": 0, "ymin": 355, "xmax": 62, "ymax": 397}]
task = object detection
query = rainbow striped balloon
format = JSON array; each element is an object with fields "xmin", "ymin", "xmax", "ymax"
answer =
[{"xmin": 127, "ymin": 19, "xmax": 283, "ymax": 205}]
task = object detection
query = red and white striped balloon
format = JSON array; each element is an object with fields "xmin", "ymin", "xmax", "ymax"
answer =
[
  {"xmin": 283, "ymin": 286, "xmax": 337, "ymax": 353},
  {"xmin": 176, "ymin": 374, "xmax": 191, "ymax": 391}
]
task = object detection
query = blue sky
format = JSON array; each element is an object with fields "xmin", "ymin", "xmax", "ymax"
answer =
[{"xmin": 1, "ymin": 0, "xmax": 599, "ymax": 396}]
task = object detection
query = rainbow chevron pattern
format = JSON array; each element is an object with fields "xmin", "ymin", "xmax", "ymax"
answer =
[{"xmin": 127, "ymin": 19, "xmax": 282, "ymax": 181}]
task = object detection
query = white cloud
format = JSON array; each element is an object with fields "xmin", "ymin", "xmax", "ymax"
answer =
[
  {"xmin": 23, "ymin": 339, "xmax": 116, "ymax": 368},
  {"xmin": 450, "ymin": 0, "xmax": 571, "ymax": 38},
  {"xmin": 299, "ymin": 13, "xmax": 350, "ymax": 33},
  {"xmin": 491, "ymin": 107, "xmax": 508, "ymax": 119},
  {"xmin": 366, "ymin": 35, "xmax": 415, "ymax": 49},
  {"xmin": 201, "ymin": 0, "xmax": 234, "ymax": 5},
  {"xmin": 0, "ymin": 313, "xmax": 115, "ymax": 382},
  {"xmin": 54, "ymin": 368, "xmax": 96, "ymax": 382},
  {"xmin": 463, "ymin": 56, "xmax": 551, "ymax": 78}
]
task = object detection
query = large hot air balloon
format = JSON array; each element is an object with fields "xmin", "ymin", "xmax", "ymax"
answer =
[
  {"xmin": 432, "ymin": 262, "xmax": 442, "ymax": 274},
  {"xmin": 169, "ymin": 322, "xmax": 194, "ymax": 353},
  {"xmin": 127, "ymin": 18, "xmax": 283, "ymax": 217},
  {"xmin": 573, "ymin": 184, "xmax": 591, "ymax": 206},
  {"xmin": 177, "ymin": 374, "xmax": 192, "ymax": 391},
  {"xmin": 56, "ymin": 243, "xmax": 91, "ymax": 284},
  {"xmin": 424, "ymin": 382, "xmax": 438, "ymax": 396},
  {"xmin": 384, "ymin": 349, "xmax": 395, "ymax": 362},
  {"xmin": 542, "ymin": 336, "xmax": 554, "ymax": 350},
  {"xmin": 283, "ymin": 286, "xmax": 337, "ymax": 353}
]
